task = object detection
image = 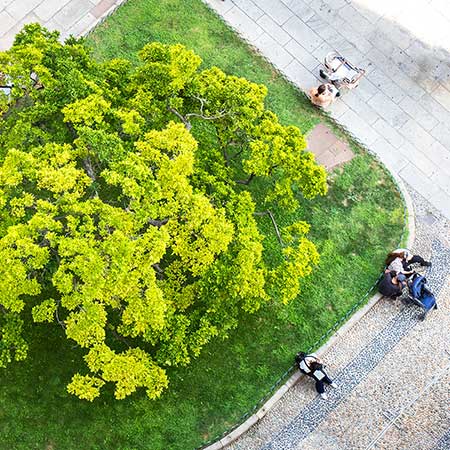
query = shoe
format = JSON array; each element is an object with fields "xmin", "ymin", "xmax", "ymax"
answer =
[
  {"xmin": 330, "ymin": 382, "xmax": 338, "ymax": 389},
  {"xmin": 320, "ymin": 392, "xmax": 328, "ymax": 400},
  {"xmin": 423, "ymin": 261, "xmax": 432, "ymax": 267}
]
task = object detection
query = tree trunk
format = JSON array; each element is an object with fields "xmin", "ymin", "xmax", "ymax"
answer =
[{"xmin": 237, "ymin": 173, "xmax": 255, "ymax": 185}]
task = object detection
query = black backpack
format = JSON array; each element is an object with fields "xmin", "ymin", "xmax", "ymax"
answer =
[{"xmin": 295, "ymin": 351, "xmax": 307, "ymax": 367}]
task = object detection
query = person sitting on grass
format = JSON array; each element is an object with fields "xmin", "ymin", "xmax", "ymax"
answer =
[
  {"xmin": 309, "ymin": 83, "xmax": 339, "ymax": 108},
  {"xmin": 295, "ymin": 352, "xmax": 337, "ymax": 400}
]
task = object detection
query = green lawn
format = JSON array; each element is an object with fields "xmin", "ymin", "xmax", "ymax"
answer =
[{"xmin": 0, "ymin": 1, "xmax": 405, "ymax": 449}]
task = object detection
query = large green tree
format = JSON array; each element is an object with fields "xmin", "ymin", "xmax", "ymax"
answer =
[{"xmin": 0, "ymin": 24, "xmax": 326, "ymax": 400}]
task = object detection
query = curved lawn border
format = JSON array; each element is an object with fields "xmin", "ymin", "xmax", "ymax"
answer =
[{"xmin": 201, "ymin": 171, "xmax": 415, "ymax": 450}]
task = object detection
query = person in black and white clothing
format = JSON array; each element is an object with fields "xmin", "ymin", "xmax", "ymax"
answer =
[{"xmin": 296, "ymin": 352, "xmax": 337, "ymax": 400}]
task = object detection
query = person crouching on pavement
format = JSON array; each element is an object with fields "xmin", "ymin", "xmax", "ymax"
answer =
[
  {"xmin": 309, "ymin": 83, "xmax": 339, "ymax": 107},
  {"xmin": 296, "ymin": 352, "xmax": 337, "ymax": 400}
]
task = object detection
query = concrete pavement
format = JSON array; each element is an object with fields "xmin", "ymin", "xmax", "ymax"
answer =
[{"xmin": 0, "ymin": 0, "xmax": 125, "ymax": 49}]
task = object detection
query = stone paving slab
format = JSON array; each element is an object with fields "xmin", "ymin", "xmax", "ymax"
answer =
[
  {"xmin": 204, "ymin": 0, "xmax": 450, "ymax": 220},
  {"xmin": 306, "ymin": 123, "xmax": 354, "ymax": 171}
]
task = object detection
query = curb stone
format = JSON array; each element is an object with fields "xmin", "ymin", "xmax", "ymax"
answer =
[{"xmin": 199, "ymin": 2, "xmax": 417, "ymax": 449}]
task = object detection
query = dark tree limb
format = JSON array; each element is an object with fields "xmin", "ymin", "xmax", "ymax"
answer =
[
  {"xmin": 254, "ymin": 210, "xmax": 283, "ymax": 246},
  {"xmin": 167, "ymin": 106, "xmax": 192, "ymax": 131},
  {"xmin": 83, "ymin": 156, "xmax": 96, "ymax": 182},
  {"xmin": 152, "ymin": 263, "xmax": 164, "ymax": 280},
  {"xmin": 148, "ymin": 218, "xmax": 169, "ymax": 227},
  {"xmin": 185, "ymin": 96, "xmax": 227, "ymax": 121},
  {"xmin": 108, "ymin": 326, "xmax": 131, "ymax": 348},
  {"xmin": 236, "ymin": 173, "xmax": 255, "ymax": 185},
  {"xmin": 168, "ymin": 97, "xmax": 228, "ymax": 131},
  {"xmin": 55, "ymin": 301, "xmax": 66, "ymax": 329}
]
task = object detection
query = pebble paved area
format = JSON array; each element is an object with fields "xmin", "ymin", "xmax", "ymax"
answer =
[{"xmin": 0, "ymin": 1, "xmax": 449, "ymax": 449}]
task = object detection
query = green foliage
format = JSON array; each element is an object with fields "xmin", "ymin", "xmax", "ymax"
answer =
[{"xmin": 0, "ymin": 24, "xmax": 326, "ymax": 401}]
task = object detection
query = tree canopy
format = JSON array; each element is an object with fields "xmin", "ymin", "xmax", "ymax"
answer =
[{"xmin": 0, "ymin": 24, "xmax": 326, "ymax": 400}]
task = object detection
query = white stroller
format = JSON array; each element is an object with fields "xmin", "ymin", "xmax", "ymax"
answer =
[{"xmin": 319, "ymin": 52, "xmax": 366, "ymax": 93}]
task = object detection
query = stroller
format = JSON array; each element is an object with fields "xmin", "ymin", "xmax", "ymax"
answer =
[
  {"xmin": 319, "ymin": 51, "xmax": 365, "ymax": 92},
  {"xmin": 406, "ymin": 273, "xmax": 437, "ymax": 320}
]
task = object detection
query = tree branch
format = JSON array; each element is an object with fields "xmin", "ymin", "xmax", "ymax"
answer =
[
  {"xmin": 55, "ymin": 300, "xmax": 66, "ymax": 329},
  {"xmin": 168, "ymin": 97, "xmax": 228, "ymax": 131},
  {"xmin": 148, "ymin": 218, "xmax": 169, "ymax": 227},
  {"xmin": 108, "ymin": 326, "xmax": 131, "ymax": 348},
  {"xmin": 83, "ymin": 156, "xmax": 96, "ymax": 182},
  {"xmin": 167, "ymin": 106, "xmax": 192, "ymax": 131},
  {"xmin": 236, "ymin": 173, "xmax": 255, "ymax": 185},
  {"xmin": 254, "ymin": 210, "xmax": 283, "ymax": 246},
  {"xmin": 152, "ymin": 263, "xmax": 164, "ymax": 280}
]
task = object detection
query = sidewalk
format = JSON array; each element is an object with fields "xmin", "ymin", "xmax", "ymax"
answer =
[
  {"xmin": 204, "ymin": 0, "xmax": 450, "ymax": 221},
  {"xmin": 0, "ymin": 0, "xmax": 125, "ymax": 50}
]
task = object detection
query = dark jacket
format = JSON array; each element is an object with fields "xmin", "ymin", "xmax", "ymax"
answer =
[{"xmin": 378, "ymin": 272, "xmax": 402, "ymax": 297}]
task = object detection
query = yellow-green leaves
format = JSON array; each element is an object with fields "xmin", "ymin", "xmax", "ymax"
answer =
[
  {"xmin": 32, "ymin": 299, "xmax": 57, "ymax": 323},
  {"xmin": 245, "ymin": 112, "xmax": 328, "ymax": 211},
  {"xmin": 67, "ymin": 374, "xmax": 105, "ymax": 401},
  {"xmin": 81, "ymin": 344, "xmax": 168, "ymax": 400},
  {"xmin": 136, "ymin": 42, "xmax": 201, "ymax": 97},
  {"xmin": 66, "ymin": 302, "xmax": 107, "ymax": 348},
  {"xmin": 62, "ymin": 94, "xmax": 111, "ymax": 127},
  {"xmin": 0, "ymin": 29, "xmax": 325, "ymax": 402}
]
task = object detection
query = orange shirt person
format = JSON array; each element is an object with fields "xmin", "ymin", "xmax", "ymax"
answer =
[{"xmin": 309, "ymin": 83, "xmax": 339, "ymax": 107}]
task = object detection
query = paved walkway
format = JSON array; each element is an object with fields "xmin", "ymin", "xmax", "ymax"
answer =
[
  {"xmin": 205, "ymin": 0, "xmax": 450, "ymax": 221},
  {"xmin": 0, "ymin": 0, "xmax": 125, "ymax": 49}
]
